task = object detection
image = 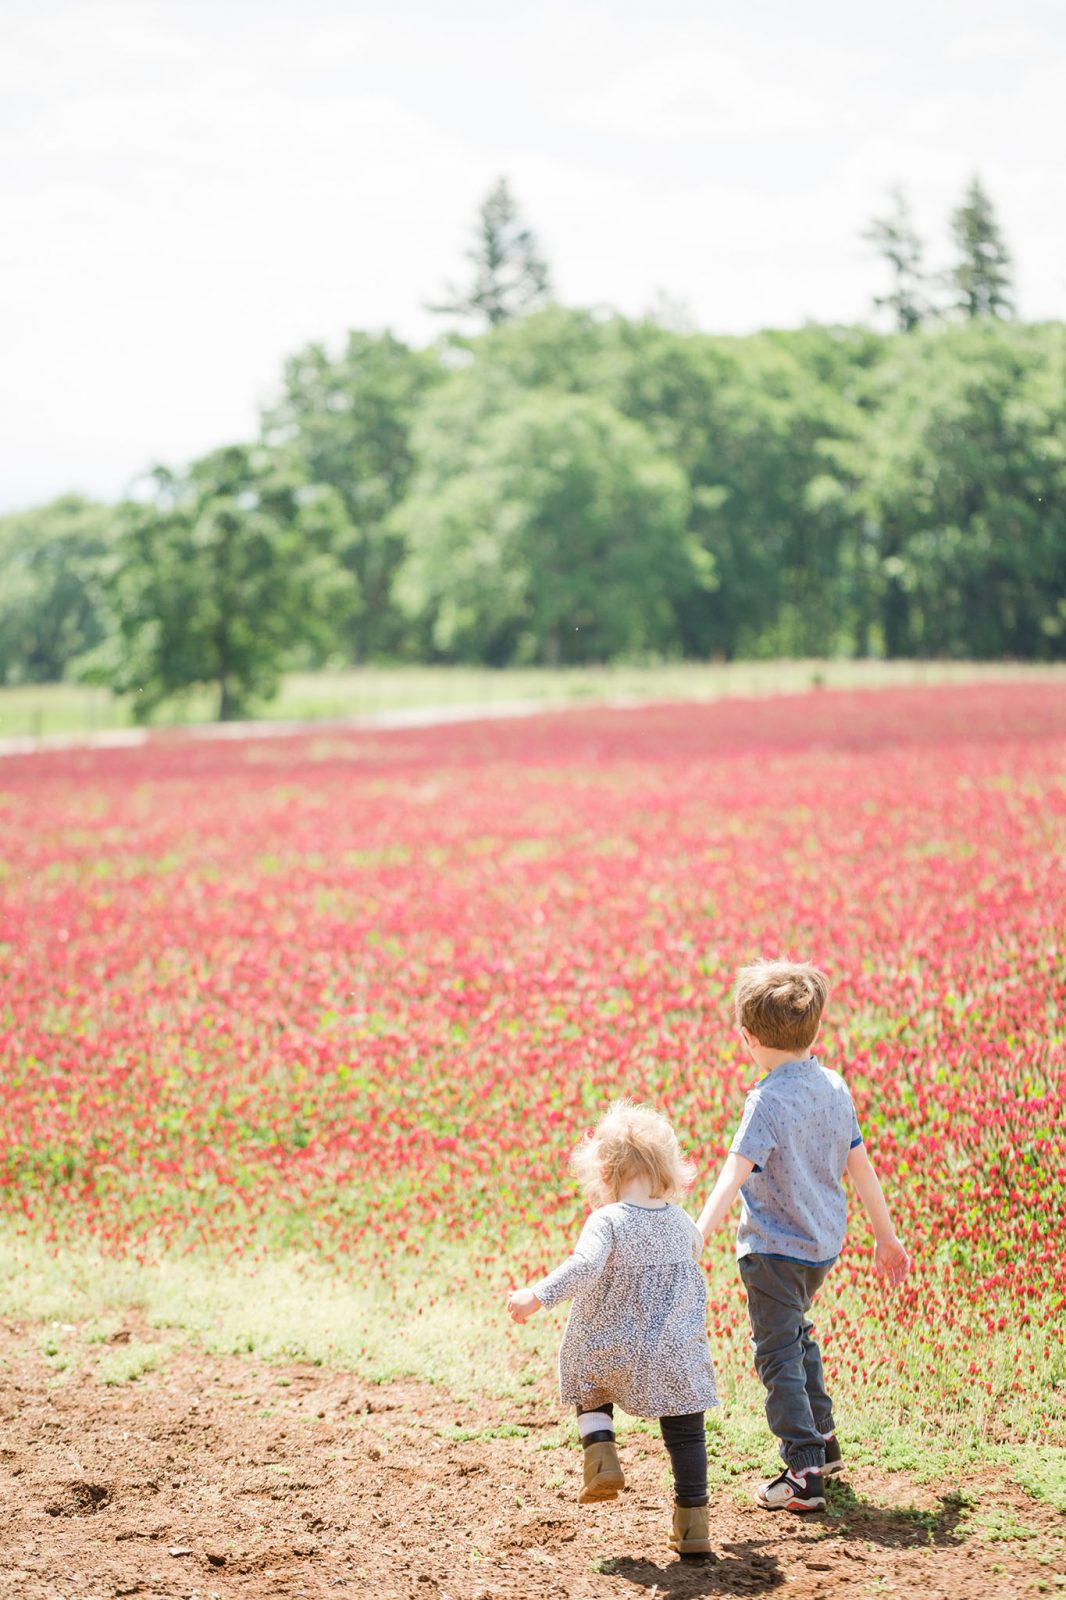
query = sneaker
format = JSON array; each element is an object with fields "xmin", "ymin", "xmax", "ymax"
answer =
[
  {"xmin": 822, "ymin": 1434, "xmax": 844, "ymax": 1478},
  {"xmin": 756, "ymin": 1468, "xmax": 826, "ymax": 1513}
]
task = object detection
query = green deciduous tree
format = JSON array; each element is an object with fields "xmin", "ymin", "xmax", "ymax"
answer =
[
  {"xmin": 836, "ymin": 322, "xmax": 1065, "ymax": 658},
  {"xmin": 947, "ymin": 176, "xmax": 1015, "ymax": 321},
  {"xmin": 431, "ymin": 310, "xmax": 883, "ymax": 660},
  {"xmin": 394, "ymin": 385, "xmax": 705, "ymax": 664},
  {"xmin": 0, "ymin": 496, "xmax": 117, "ymax": 683},
  {"xmin": 9, "ymin": 297, "xmax": 1064, "ymax": 685},
  {"xmin": 452, "ymin": 303, "xmax": 615, "ymax": 394},
  {"xmin": 102, "ymin": 446, "xmax": 356, "ymax": 721},
  {"xmin": 601, "ymin": 319, "xmax": 882, "ymax": 658},
  {"xmin": 261, "ymin": 331, "xmax": 439, "ymax": 660},
  {"xmin": 428, "ymin": 177, "xmax": 552, "ymax": 329}
]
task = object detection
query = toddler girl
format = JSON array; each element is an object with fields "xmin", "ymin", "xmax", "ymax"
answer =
[{"xmin": 507, "ymin": 1100, "xmax": 717, "ymax": 1557}]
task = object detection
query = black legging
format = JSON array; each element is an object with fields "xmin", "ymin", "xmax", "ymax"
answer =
[{"xmin": 579, "ymin": 1404, "xmax": 708, "ymax": 1507}]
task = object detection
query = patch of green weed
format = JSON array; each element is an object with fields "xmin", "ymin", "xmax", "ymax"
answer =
[
  {"xmin": 1010, "ymin": 1446, "xmax": 1066, "ymax": 1514},
  {"xmin": 96, "ymin": 1339, "xmax": 163, "ymax": 1386},
  {"xmin": 437, "ymin": 1423, "xmax": 529, "ymax": 1442},
  {"xmin": 965, "ymin": 1507, "xmax": 1041, "ymax": 1543}
]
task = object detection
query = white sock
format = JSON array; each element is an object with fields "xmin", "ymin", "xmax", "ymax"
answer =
[{"xmin": 578, "ymin": 1411, "xmax": 614, "ymax": 1441}]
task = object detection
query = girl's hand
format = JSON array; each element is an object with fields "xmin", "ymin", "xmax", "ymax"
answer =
[{"xmin": 507, "ymin": 1287, "xmax": 542, "ymax": 1324}]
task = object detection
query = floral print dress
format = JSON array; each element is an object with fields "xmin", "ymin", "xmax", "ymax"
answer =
[{"xmin": 533, "ymin": 1201, "xmax": 718, "ymax": 1418}]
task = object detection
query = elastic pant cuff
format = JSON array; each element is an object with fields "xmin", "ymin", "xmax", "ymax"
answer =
[{"xmin": 788, "ymin": 1451, "xmax": 826, "ymax": 1475}]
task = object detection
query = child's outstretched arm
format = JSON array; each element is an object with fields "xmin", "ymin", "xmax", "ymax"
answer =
[
  {"xmin": 696, "ymin": 1151, "xmax": 755, "ymax": 1246},
  {"xmin": 845, "ymin": 1144, "xmax": 910, "ymax": 1284},
  {"xmin": 507, "ymin": 1209, "xmax": 614, "ymax": 1324}
]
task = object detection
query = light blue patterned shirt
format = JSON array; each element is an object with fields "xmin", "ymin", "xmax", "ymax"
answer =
[{"xmin": 729, "ymin": 1056, "xmax": 863, "ymax": 1265}]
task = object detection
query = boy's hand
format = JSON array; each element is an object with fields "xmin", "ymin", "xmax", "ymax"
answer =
[
  {"xmin": 873, "ymin": 1235, "xmax": 910, "ymax": 1286},
  {"xmin": 507, "ymin": 1288, "xmax": 542, "ymax": 1324}
]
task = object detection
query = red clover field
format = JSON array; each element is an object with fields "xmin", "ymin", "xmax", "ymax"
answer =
[{"xmin": 2, "ymin": 683, "xmax": 1065, "ymax": 1458}]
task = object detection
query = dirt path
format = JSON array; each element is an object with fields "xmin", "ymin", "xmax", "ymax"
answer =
[
  {"xmin": 0, "ymin": 700, "xmax": 556, "ymax": 758},
  {"xmin": 1, "ymin": 1321, "xmax": 1062, "ymax": 1600}
]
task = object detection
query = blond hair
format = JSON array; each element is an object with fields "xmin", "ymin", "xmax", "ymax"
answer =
[
  {"xmin": 571, "ymin": 1099, "xmax": 696, "ymax": 1209},
  {"xmin": 733, "ymin": 959, "xmax": 828, "ymax": 1052}
]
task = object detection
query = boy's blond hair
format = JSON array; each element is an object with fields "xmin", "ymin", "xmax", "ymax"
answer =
[
  {"xmin": 734, "ymin": 959, "xmax": 828, "ymax": 1052},
  {"xmin": 571, "ymin": 1099, "xmax": 696, "ymax": 1209}
]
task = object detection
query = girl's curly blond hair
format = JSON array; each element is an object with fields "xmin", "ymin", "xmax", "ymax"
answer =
[{"xmin": 570, "ymin": 1099, "xmax": 696, "ymax": 1209}]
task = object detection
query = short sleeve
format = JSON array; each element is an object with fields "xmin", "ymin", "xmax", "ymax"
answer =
[
  {"xmin": 848, "ymin": 1094, "xmax": 863, "ymax": 1149},
  {"xmin": 729, "ymin": 1091, "xmax": 776, "ymax": 1172}
]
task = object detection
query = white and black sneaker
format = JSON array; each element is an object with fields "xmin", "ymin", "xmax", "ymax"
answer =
[
  {"xmin": 822, "ymin": 1434, "xmax": 844, "ymax": 1477},
  {"xmin": 756, "ymin": 1468, "xmax": 826, "ymax": 1513}
]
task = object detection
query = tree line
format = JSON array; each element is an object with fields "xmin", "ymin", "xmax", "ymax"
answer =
[{"xmin": 2, "ymin": 176, "xmax": 1063, "ymax": 720}]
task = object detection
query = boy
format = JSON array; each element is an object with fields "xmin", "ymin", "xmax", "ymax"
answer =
[{"xmin": 697, "ymin": 960, "xmax": 909, "ymax": 1513}]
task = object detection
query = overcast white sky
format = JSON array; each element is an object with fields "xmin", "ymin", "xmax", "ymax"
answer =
[{"xmin": 3, "ymin": 0, "xmax": 1064, "ymax": 512}]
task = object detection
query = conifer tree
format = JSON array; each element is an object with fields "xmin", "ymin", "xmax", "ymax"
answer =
[
  {"xmin": 863, "ymin": 185, "xmax": 933, "ymax": 332},
  {"xmin": 947, "ymin": 176, "xmax": 1015, "ymax": 319},
  {"xmin": 429, "ymin": 177, "xmax": 552, "ymax": 328}
]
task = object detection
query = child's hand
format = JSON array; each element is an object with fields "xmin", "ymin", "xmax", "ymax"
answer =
[
  {"xmin": 873, "ymin": 1235, "xmax": 910, "ymax": 1286},
  {"xmin": 506, "ymin": 1287, "xmax": 542, "ymax": 1324}
]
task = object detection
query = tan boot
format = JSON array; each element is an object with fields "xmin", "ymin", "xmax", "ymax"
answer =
[
  {"xmin": 578, "ymin": 1441, "xmax": 625, "ymax": 1503},
  {"xmin": 669, "ymin": 1502, "xmax": 712, "ymax": 1556}
]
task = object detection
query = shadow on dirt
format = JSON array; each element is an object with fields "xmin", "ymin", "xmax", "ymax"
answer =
[
  {"xmin": 820, "ymin": 1480, "xmax": 969, "ymax": 1547},
  {"xmin": 600, "ymin": 1545, "xmax": 783, "ymax": 1596},
  {"xmin": 598, "ymin": 1486, "xmax": 969, "ymax": 1594}
]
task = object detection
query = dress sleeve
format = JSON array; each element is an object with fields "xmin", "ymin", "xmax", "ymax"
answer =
[
  {"xmin": 683, "ymin": 1211, "xmax": 705, "ymax": 1258},
  {"xmin": 532, "ymin": 1209, "xmax": 615, "ymax": 1308},
  {"xmin": 729, "ymin": 1089, "xmax": 776, "ymax": 1172}
]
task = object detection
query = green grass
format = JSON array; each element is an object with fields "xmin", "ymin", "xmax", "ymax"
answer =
[
  {"xmin": 1010, "ymin": 1447, "xmax": 1066, "ymax": 1514},
  {"xmin": 437, "ymin": 1422, "xmax": 530, "ymax": 1442},
  {"xmin": 96, "ymin": 1338, "xmax": 161, "ymax": 1386},
  {"xmin": 3, "ymin": 659, "xmax": 1065, "ymax": 740},
  {"xmin": 965, "ymin": 1507, "xmax": 1043, "ymax": 1543},
  {"xmin": 0, "ymin": 1225, "xmax": 515, "ymax": 1394}
]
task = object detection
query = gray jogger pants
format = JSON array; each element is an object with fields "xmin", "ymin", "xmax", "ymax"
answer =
[{"xmin": 739, "ymin": 1253, "xmax": 835, "ymax": 1475}]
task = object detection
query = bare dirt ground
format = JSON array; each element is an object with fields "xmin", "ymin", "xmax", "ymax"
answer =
[{"xmin": 1, "ymin": 1320, "xmax": 1063, "ymax": 1600}]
